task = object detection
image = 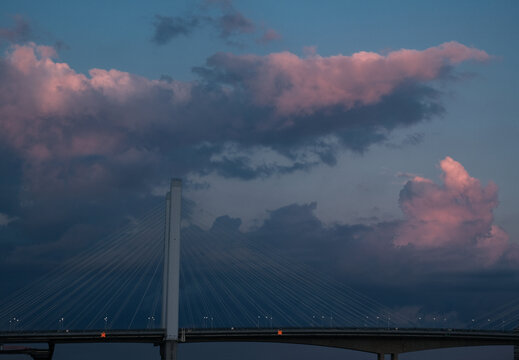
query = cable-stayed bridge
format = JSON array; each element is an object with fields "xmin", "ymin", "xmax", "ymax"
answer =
[{"xmin": 1, "ymin": 179, "xmax": 519, "ymax": 360}]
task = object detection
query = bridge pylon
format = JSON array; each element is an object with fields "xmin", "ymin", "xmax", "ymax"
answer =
[{"xmin": 161, "ymin": 179, "xmax": 182, "ymax": 360}]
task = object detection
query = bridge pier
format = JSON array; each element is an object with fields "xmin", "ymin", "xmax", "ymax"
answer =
[
  {"xmin": 515, "ymin": 345, "xmax": 519, "ymax": 360},
  {"xmin": 161, "ymin": 179, "xmax": 182, "ymax": 360},
  {"xmin": 160, "ymin": 340, "xmax": 177, "ymax": 360}
]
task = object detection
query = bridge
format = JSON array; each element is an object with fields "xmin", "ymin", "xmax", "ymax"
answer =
[
  {"xmin": 2, "ymin": 328, "xmax": 519, "ymax": 360},
  {"xmin": 1, "ymin": 179, "xmax": 519, "ymax": 360}
]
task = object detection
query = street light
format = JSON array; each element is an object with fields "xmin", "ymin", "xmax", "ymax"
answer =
[
  {"xmin": 264, "ymin": 315, "xmax": 273, "ymax": 328},
  {"xmin": 9, "ymin": 317, "xmax": 20, "ymax": 331},
  {"xmin": 58, "ymin": 317, "xmax": 64, "ymax": 330},
  {"xmin": 147, "ymin": 316, "xmax": 155, "ymax": 329},
  {"xmin": 104, "ymin": 316, "xmax": 108, "ymax": 330}
]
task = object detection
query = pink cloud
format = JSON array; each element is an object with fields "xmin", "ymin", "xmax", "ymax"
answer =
[
  {"xmin": 0, "ymin": 43, "xmax": 187, "ymax": 161},
  {"xmin": 394, "ymin": 156, "xmax": 513, "ymax": 266},
  {"xmin": 206, "ymin": 41, "xmax": 489, "ymax": 115},
  {"xmin": 0, "ymin": 42, "xmax": 492, "ymax": 208},
  {"xmin": 0, "ymin": 42, "xmax": 489, "ymax": 166},
  {"xmin": 0, "ymin": 43, "xmax": 190, "ymax": 202},
  {"xmin": 257, "ymin": 29, "xmax": 281, "ymax": 44}
]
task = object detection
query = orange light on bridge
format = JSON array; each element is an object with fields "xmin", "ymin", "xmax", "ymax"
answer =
[
  {"xmin": 277, "ymin": 330, "xmax": 283, "ymax": 335},
  {"xmin": 100, "ymin": 332, "xmax": 106, "ymax": 338}
]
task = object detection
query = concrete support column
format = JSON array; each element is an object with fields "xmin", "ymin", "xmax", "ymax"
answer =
[
  {"xmin": 163, "ymin": 179, "xmax": 182, "ymax": 341},
  {"xmin": 161, "ymin": 341, "xmax": 177, "ymax": 360},
  {"xmin": 391, "ymin": 354, "xmax": 399, "ymax": 360},
  {"xmin": 377, "ymin": 354, "xmax": 384, "ymax": 360},
  {"xmin": 514, "ymin": 345, "xmax": 519, "ymax": 360},
  {"xmin": 161, "ymin": 193, "xmax": 171, "ymax": 329},
  {"xmin": 161, "ymin": 179, "xmax": 182, "ymax": 360}
]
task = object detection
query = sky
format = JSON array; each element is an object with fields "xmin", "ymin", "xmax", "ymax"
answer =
[{"xmin": 0, "ymin": 0, "xmax": 518, "ymax": 359}]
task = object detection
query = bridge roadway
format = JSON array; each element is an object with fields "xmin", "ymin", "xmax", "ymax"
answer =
[{"xmin": 2, "ymin": 328, "xmax": 519, "ymax": 359}]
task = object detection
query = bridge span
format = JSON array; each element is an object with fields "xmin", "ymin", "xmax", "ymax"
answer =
[{"xmin": 2, "ymin": 328, "xmax": 519, "ymax": 360}]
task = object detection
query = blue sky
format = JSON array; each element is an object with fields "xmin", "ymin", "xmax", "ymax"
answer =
[{"xmin": 1, "ymin": 1, "xmax": 518, "ymax": 359}]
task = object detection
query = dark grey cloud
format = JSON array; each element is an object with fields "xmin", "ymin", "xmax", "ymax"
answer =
[
  {"xmin": 152, "ymin": 1, "xmax": 276, "ymax": 46},
  {"xmin": 169, "ymin": 158, "xmax": 516, "ymax": 328},
  {"xmin": 179, "ymin": 201, "xmax": 519, "ymax": 327},
  {"xmin": 152, "ymin": 15, "xmax": 202, "ymax": 44},
  {"xmin": 2, "ymin": 177, "xmax": 516, "ymax": 330},
  {"xmin": 217, "ymin": 11, "xmax": 255, "ymax": 38},
  {"xmin": 0, "ymin": 15, "xmax": 31, "ymax": 43}
]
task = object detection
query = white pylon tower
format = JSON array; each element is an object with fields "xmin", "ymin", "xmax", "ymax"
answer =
[{"xmin": 161, "ymin": 179, "xmax": 182, "ymax": 360}]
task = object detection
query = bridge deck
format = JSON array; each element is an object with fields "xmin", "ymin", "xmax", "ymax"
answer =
[{"xmin": 1, "ymin": 328, "xmax": 519, "ymax": 354}]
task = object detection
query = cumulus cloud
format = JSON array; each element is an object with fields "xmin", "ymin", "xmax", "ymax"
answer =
[
  {"xmin": 224, "ymin": 157, "xmax": 516, "ymax": 281},
  {"xmin": 0, "ymin": 43, "xmax": 188, "ymax": 162},
  {"xmin": 3, "ymin": 155, "xmax": 516, "ymax": 324},
  {"xmin": 0, "ymin": 42, "xmax": 488, "ymax": 185},
  {"xmin": 173, "ymin": 164, "xmax": 518, "ymax": 322},
  {"xmin": 198, "ymin": 42, "xmax": 489, "ymax": 116},
  {"xmin": 395, "ymin": 156, "xmax": 513, "ymax": 265},
  {"xmin": 0, "ymin": 41, "xmax": 491, "ymax": 236}
]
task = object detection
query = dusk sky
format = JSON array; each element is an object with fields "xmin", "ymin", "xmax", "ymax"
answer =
[{"xmin": 1, "ymin": 1, "xmax": 518, "ymax": 359}]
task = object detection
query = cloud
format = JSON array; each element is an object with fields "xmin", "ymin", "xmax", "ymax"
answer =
[
  {"xmin": 0, "ymin": 15, "xmax": 31, "ymax": 43},
  {"xmin": 3, "ymin": 155, "xmax": 517, "ymax": 326},
  {"xmin": 217, "ymin": 11, "xmax": 254, "ymax": 38},
  {"xmin": 0, "ymin": 41, "xmax": 490, "ymax": 201},
  {"xmin": 0, "ymin": 42, "xmax": 490, "ymax": 237},
  {"xmin": 220, "ymin": 157, "xmax": 516, "ymax": 278},
  {"xmin": 152, "ymin": 0, "xmax": 278, "ymax": 46},
  {"xmin": 152, "ymin": 15, "xmax": 202, "ymax": 44},
  {"xmin": 197, "ymin": 42, "xmax": 489, "ymax": 116},
  {"xmin": 0, "ymin": 212, "xmax": 18, "ymax": 226},
  {"xmin": 203, "ymin": 0, "xmax": 256, "ymax": 40},
  {"xmin": 257, "ymin": 29, "xmax": 281, "ymax": 44},
  {"xmin": 172, "ymin": 162, "xmax": 518, "ymax": 323},
  {"xmin": 395, "ymin": 156, "xmax": 513, "ymax": 265}
]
